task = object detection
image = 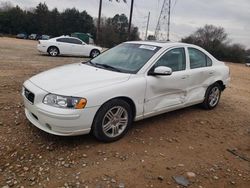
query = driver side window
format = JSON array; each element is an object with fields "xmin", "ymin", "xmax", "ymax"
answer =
[{"xmin": 154, "ymin": 48, "xmax": 186, "ymax": 72}]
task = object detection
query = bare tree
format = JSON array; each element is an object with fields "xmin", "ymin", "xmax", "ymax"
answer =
[
  {"xmin": 182, "ymin": 25, "xmax": 246, "ymax": 63},
  {"xmin": 183, "ymin": 25, "xmax": 228, "ymax": 47}
]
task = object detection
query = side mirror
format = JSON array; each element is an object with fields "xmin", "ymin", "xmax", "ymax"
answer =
[{"xmin": 149, "ymin": 66, "xmax": 172, "ymax": 76}]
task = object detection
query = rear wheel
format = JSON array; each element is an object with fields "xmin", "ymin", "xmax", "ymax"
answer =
[
  {"xmin": 48, "ymin": 46, "xmax": 59, "ymax": 57},
  {"xmin": 202, "ymin": 83, "xmax": 221, "ymax": 109},
  {"xmin": 90, "ymin": 49, "xmax": 100, "ymax": 58},
  {"xmin": 92, "ymin": 99, "xmax": 132, "ymax": 142}
]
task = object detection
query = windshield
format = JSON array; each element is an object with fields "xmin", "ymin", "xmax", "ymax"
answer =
[{"xmin": 90, "ymin": 43, "xmax": 161, "ymax": 73}]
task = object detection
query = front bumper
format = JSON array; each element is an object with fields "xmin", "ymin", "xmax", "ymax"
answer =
[{"xmin": 23, "ymin": 80, "xmax": 99, "ymax": 136}]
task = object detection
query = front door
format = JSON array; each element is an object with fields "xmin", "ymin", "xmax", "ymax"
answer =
[
  {"xmin": 144, "ymin": 47, "xmax": 189, "ymax": 116},
  {"xmin": 68, "ymin": 38, "xmax": 85, "ymax": 56}
]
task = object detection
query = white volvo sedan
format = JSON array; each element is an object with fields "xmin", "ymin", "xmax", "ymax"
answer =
[
  {"xmin": 37, "ymin": 36, "xmax": 102, "ymax": 58},
  {"xmin": 23, "ymin": 41, "xmax": 230, "ymax": 142}
]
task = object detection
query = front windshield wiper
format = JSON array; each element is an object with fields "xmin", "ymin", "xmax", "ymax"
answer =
[
  {"xmin": 95, "ymin": 63, "xmax": 121, "ymax": 72},
  {"xmin": 84, "ymin": 60, "xmax": 96, "ymax": 67},
  {"xmin": 84, "ymin": 61, "xmax": 122, "ymax": 72}
]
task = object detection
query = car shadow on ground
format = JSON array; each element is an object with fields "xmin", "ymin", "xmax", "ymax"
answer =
[{"xmin": 27, "ymin": 104, "xmax": 202, "ymax": 148}]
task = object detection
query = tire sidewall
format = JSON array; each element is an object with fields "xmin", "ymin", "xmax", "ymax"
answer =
[
  {"xmin": 48, "ymin": 47, "xmax": 59, "ymax": 56},
  {"xmin": 203, "ymin": 83, "xmax": 221, "ymax": 109},
  {"xmin": 90, "ymin": 49, "xmax": 100, "ymax": 58},
  {"xmin": 92, "ymin": 99, "xmax": 132, "ymax": 142}
]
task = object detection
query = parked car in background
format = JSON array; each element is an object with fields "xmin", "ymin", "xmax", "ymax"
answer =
[
  {"xmin": 41, "ymin": 35, "xmax": 51, "ymax": 40},
  {"xmin": 28, "ymin": 34, "xmax": 37, "ymax": 40},
  {"xmin": 37, "ymin": 36, "xmax": 102, "ymax": 58},
  {"xmin": 245, "ymin": 55, "xmax": 250, "ymax": 65},
  {"xmin": 24, "ymin": 41, "xmax": 230, "ymax": 142},
  {"xmin": 71, "ymin": 32, "xmax": 94, "ymax": 44},
  {"xmin": 36, "ymin": 35, "xmax": 51, "ymax": 40},
  {"xmin": 16, "ymin": 33, "xmax": 28, "ymax": 39}
]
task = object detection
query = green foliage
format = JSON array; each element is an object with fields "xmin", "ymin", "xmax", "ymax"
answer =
[
  {"xmin": 182, "ymin": 25, "xmax": 247, "ymax": 63},
  {"xmin": 99, "ymin": 14, "xmax": 140, "ymax": 48},
  {"xmin": 0, "ymin": 2, "xmax": 95, "ymax": 38},
  {"xmin": 0, "ymin": 2, "xmax": 140, "ymax": 47}
]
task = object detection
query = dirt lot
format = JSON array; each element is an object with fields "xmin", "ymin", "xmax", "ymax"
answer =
[{"xmin": 0, "ymin": 37, "xmax": 249, "ymax": 188}]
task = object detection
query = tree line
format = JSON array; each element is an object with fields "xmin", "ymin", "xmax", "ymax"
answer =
[
  {"xmin": 0, "ymin": 2, "xmax": 249, "ymax": 63},
  {"xmin": 0, "ymin": 2, "xmax": 140, "ymax": 47}
]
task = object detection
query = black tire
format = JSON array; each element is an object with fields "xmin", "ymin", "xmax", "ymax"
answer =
[
  {"xmin": 48, "ymin": 46, "xmax": 59, "ymax": 57},
  {"xmin": 90, "ymin": 49, "xmax": 100, "ymax": 58},
  {"xmin": 202, "ymin": 83, "xmax": 221, "ymax": 110},
  {"xmin": 92, "ymin": 99, "xmax": 133, "ymax": 142}
]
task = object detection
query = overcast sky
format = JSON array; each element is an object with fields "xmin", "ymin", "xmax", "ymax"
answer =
[{"xmin": 4, "ymin": 0, "xmax": 250, "ymax": 48}]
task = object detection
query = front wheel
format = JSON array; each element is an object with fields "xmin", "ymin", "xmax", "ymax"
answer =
[
  {"xmin": 202, "ymin": 83, "xmax": 221, "ymax": 110},
  {"xmin": 92, "ymin": 99, "xmax": 133, "ymax": 142},
  {"xmin": 90, "ymin": 49, "xmax": 100, "ymax": 58}
]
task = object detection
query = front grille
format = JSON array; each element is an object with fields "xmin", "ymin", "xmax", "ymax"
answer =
[{"xmin": 24, "ymin": 88, "xmax": 35, "ymax": 104}]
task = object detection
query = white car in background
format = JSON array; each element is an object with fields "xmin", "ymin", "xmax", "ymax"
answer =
[
  {"xmin": 23, "ymin": 41, "xmax": 230, "ymax": 142},
  {"xmin": 37, "ymin": 36, "xmax": 102, "ymax": 58}
]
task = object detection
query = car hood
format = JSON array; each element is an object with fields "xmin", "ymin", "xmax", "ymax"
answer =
[{"xmin": 29, "ymin": 63, "xmax": 131, "ymax": 96}]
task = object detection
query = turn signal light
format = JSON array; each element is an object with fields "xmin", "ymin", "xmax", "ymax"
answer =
[{"xmin": 76, "ymin": 98, "xmax": 87, "ymax": 109}]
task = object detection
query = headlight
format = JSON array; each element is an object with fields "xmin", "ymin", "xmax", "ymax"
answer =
[{"xmin": 43, "ymin": 94, "xmax": 87, "ymax": 109}]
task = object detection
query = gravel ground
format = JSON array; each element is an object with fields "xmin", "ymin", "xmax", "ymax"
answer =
[{"xmin": 0, "ymin": 37, "xmax": 249, "ymax": 188}]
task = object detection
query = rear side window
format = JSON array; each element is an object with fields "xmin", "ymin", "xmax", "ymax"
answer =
[
  {"xmin": 206, "ymin": 56, "xmax": 212, "ymax": 66},
  {"xmin": 68, "ymin": 38, "xmax": 82, "ymax": 44},
  {"xmin": 154, "ymin": 48, "xmax": 186, "ymax": 72},
  {"xmin": 56, "ymin": 38, "xmax": 82, "ymax": 44},
  {"xmin": 56, "ymin": 38, "xmax": 68, "ymax": 43},
  {"xmin": 188, "ymin": 48, "xmax": 212, "ymax": 69}
]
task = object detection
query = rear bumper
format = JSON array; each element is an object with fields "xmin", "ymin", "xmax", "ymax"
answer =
[
  {"xmin": 37, "ymin": 44, "xmax": 47, "ymax": 53},
  {"xmin": 23, "ymin": 80, "xmax": 99, "ymax": 136}
]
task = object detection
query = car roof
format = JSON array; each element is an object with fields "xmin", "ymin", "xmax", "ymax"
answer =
[
  {"xmin": 52, "ymin": 35, "xmax": 82, "ymax": 40},
  {"xmin": 126, "ymin": 40, "xmax": 198, "ymax": 48}
]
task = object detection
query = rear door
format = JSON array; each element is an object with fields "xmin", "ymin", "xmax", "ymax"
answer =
[
  {"xmin": 144, "ymin": 47, "xmax": 189, "ymax": 116},
  {"xmin": 185, "ymin": 47, "xmax": 214, "ymax": 103}
]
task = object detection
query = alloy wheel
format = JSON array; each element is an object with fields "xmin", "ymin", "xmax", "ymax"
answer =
[
  {"xmin": 102, "ymin": 106, "xmax": 128, "ymax": 138},
  {"xmin": 49, "ymin": 48, "xmax": 58, "ymax": 56},
  {"xmin": 208, "ymin": 87, "xmax": 220, "ymax": 107}
]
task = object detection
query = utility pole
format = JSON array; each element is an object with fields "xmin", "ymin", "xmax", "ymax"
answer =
[
  {"xmin": 145, "ymin": 11, "xmax": 150, "ymax": 40},
  {"xmin": 167, "ymin": 0, "xmax": 171, "ymax": 41},
  {"xmin": 96, "ymin": 0, "xmax": 102, "ymax": 45},
  {"xmin": 128, "ymin": 0, "xmax": 134, "ymax": 40}
]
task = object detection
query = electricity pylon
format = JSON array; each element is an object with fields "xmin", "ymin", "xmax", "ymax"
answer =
[{"xmin": 155, "ymin": 0, "xmax": 171, "ymax": 41}]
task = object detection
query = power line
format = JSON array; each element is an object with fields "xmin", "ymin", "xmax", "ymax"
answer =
[{"xmin": 172, "ymin": 0, "xmax": 178, "ymax": 13}]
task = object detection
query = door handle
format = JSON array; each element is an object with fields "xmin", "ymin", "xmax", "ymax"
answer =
[
  {"xmin": 209, "ymin": 71, "xmax": 215, "ymax": 75},
  {"xmin": 181, "ymin": 75, "xmax": 189, "ymax": 79}
]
